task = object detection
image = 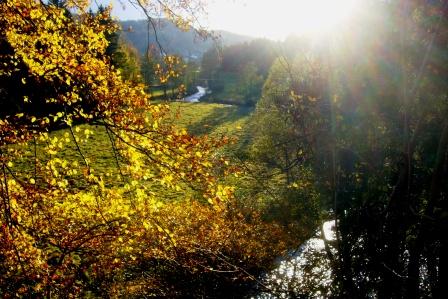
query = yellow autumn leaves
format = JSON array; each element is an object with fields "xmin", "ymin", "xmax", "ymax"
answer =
[{"xmin": 0, "ymin": 1, "xmax": 289, "ymax": 296}]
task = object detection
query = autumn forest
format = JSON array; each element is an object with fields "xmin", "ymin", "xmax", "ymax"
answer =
[{"xmin": 0, "ymin": 0, "xmax": 447, "ymax": 298}]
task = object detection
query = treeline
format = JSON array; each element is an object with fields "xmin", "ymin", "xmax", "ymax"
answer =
[
  {"xmin": 199, "ymin": 39, "xmax": 273, "ymax": 106},
  {"xmin": 198, "ymin": 36, "xmax": 316, "ymax": 106},
  {"xmin": 107, "ymin": 18, "xmax": 256, "ymax": 101}
]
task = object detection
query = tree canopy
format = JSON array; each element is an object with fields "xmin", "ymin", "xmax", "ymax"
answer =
[{"xmin": 0, "ymin": 1, "xmax": 289, "ymax": 296}]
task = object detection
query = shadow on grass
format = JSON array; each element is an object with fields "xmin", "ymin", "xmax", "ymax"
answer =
[{"xmin": 186, "ymin": 105, "xmax": 254, "ymax": 136}]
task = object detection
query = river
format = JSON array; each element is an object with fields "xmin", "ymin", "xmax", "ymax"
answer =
[
  {"xmin": 184, "ymin": 86, "xmax": 207, "ymax": 103},
  {"xmin": 256, "ymin": 221, "xmax": 335, "ymax": 298}
]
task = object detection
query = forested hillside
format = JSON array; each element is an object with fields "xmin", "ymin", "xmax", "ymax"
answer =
[{"xmin": 120, "ymin": 19, "xmax": 253, "ymax": 59}]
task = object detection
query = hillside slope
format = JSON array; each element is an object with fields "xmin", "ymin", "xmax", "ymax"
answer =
[{"xmin": 120, "ymin": 19, "xmax": 253, "ymax": 59}]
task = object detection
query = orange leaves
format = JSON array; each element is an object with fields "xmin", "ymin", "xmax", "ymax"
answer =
[
  {"xmin": 135, "ymin": 199, "xmax": 289, "ymax": 277},
  {"xmin": 155, "ymin": 55, "xmax": 185, "ymax": 83},
  {"xmin": 65, "ymin": 0, "xmax": 90, "ymax": 11}
]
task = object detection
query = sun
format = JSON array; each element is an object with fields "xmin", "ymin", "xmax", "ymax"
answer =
[
  {"xmin": 207, "ymin": 0, "xmax": 361, "ymax": 40},
  {"xmin": 287, "ymin": 0, "xmax": 359, "ymax": 35}
]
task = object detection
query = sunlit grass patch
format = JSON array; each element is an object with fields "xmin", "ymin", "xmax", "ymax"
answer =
[{"xmin": 9, "ymin": 102, "xmax": 253, "ymax": 198}]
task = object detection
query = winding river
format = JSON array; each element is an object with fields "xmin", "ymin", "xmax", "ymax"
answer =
[{"xmin": 184, "ymin": 86, "xmax": 207, "ymax": 102}]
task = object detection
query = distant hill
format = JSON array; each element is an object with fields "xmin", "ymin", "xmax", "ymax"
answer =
[{"xmin": 119, "ymin": 19, "xmax": 253, "ymax": 60}]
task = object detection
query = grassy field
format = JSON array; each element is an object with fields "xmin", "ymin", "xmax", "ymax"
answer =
[
  {"xmin": 169, "ymin": 102, "xmax": 254, "ymax": 156},
  {"xmin": 11, "ymin": 102, "xmax": 254, "ymax": 194},
  {"xmin": 12, "ymin": 123, "xmax": 122, "ymax": 189}
]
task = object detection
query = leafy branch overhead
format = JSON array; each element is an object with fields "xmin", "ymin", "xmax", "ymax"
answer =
[{"xmin": 0, "ymin": 1, "xmax": 288, "ymax": 296}]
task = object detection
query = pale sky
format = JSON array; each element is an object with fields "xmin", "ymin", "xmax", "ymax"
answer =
[{"xmin": 95, "ymin": 0, "xmax": 360, "ymax": 40}]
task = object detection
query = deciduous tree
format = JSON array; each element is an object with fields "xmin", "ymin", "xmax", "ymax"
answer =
[{"xmin": 0, "ymin": 1, "xmax": 288, "ymax": 296}]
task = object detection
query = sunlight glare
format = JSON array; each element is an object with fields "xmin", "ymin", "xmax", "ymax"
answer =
[
  {"xmin": 207, "ymin": 0, "xmax": 360, "ymax": 40},
  {"xmin": 288, "ymin": 0, "xmax": 359, "ymax": 35}
]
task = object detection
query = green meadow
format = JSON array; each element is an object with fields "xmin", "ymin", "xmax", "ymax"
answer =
[{"xmin": 11, "ymin": 102, "xmax": 253, "ymax": 194}]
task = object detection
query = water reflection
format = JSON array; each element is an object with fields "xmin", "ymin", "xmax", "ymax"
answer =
[{"xmin": 256, "ymin": 221, "xmax": 335, "ymax": 298}]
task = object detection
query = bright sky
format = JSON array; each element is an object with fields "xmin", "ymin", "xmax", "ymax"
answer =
[{"xmin": 96, "ymin": 0, "xmax": 360, "ymax": 40}]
